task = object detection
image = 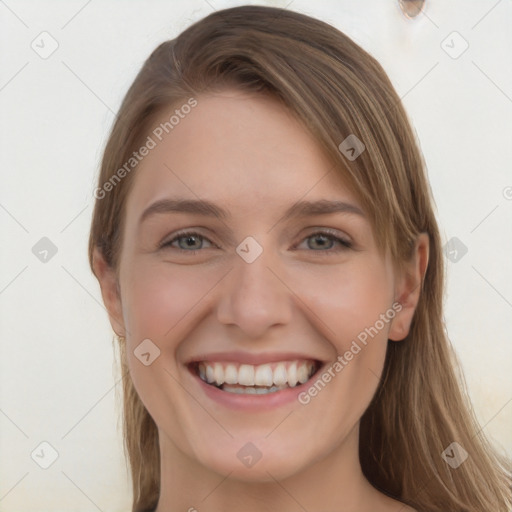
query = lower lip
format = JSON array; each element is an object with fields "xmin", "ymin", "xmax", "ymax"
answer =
[{"xmin": 187, "ymin": 365, "xmax": 323, "ymax": 411}]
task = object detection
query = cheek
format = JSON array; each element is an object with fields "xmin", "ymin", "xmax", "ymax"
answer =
[
  {"xmin": 297, "ymin": 259, "xmax": 392, "ymax": 403},
  {"xmin": 120, "ymin": 263, "xmax": 215, "ymax": 433},
  {"xmin": 297, "ymin": 259, "xmax": 393, "ymax": 347},
  {"xmin": 121, "ymin": 261, "xmax": 215, "ymax": 339}
]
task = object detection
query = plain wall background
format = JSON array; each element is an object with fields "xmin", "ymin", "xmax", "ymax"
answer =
[{"xmin": 1, "ymin": 0, "xmax": 511, "ymax": 510}]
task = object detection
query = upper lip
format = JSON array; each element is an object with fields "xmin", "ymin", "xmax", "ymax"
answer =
[{"xmin": 186, "ymin": 351, "xmax": 324, "ymax": 366}]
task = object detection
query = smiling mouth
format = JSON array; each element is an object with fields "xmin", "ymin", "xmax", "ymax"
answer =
[{"xmin": 189, "ymin": 359, "xmax": 321, "ymax": 395}]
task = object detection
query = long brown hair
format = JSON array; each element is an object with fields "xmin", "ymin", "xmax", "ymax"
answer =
[{"xmin": 88, "ymin": 6, "xmax": 512, "ymax": 511}]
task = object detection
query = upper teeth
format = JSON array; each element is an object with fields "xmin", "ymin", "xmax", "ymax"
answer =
[{"xmin": 197, "ymin": 360, "xmax": 316, "ymax": 388}]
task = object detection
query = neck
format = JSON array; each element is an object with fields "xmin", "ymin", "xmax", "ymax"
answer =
[{"xmin": 154, "ymin": 424, "xmax": 384, "ymax": 512}]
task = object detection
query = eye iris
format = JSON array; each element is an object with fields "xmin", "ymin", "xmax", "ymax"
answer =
[
  {"xmin": 308, "ymin": 234, "xmax": 333, "ymax": 250},
  {"xmin": 180, "ymin": 235, "xmax": 202, "ymax": 250}
]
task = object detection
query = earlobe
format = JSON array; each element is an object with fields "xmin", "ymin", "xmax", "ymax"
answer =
[
  {"xmin": 388, "ymin": 233, "xmax": 429, "ymax": 342},
  {"xmin": 92, "ymin": 247, "xmax": 126, "ymax": 337}
]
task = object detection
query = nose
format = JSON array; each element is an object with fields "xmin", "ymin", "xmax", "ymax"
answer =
[{"xmin": 216, "ymin": 243, "xmax": 293, "ymax": 339}]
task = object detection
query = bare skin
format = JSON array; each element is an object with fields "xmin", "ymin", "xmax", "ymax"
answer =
[{"xmin": 94, "ymin": 89, "xmax": 426, "ymax": 512}]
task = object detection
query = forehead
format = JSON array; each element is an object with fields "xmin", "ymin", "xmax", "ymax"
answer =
[{"xmin": 125, "ymin": 89, "xmax": 361, "ymax": 223}]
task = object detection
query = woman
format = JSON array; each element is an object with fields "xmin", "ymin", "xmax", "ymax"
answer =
[{"xmin": 88, "ymin": 5, "xmax": 512, "ymax": 512}]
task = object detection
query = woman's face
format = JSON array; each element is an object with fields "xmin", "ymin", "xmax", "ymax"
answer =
[{"xmin": 97, "ymin": 89, "xmax": 422, "ymax": 482}]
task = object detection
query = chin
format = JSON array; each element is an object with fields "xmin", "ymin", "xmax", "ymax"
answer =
[
  {"xmin": 201, "ymin": 453, "xmax": 307, "ymax": 483},
  {"xmin": 186, "ymin": 434, "xmax": 305, "ymax": 480}
]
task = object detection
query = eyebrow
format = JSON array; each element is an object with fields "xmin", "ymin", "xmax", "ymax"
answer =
[{"xmin": 138, "ymin": 197, "xmax": 365, "ymax": 226}]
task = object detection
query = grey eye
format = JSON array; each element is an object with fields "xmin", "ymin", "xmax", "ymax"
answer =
[
  {"xmin": 178, "ymin": 234, "xmax": 204, "ymax": 250},
  {"xmin": 306, "ymin": 233, "xmax": 336, "ymax": 250}
]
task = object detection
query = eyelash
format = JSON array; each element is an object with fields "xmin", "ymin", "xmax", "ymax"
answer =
[{"xmin": 160, "ymin": 229, "xmax": 353, "ymax": 255}]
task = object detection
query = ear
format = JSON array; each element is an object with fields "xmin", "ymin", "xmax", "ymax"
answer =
[
  {"xmin": 92, "ymin": 247, "xmax": 126, "ymax": 337},
  {"xmin": 388, "ymin": 232, "xmax": 429, "ymax": 342}
]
